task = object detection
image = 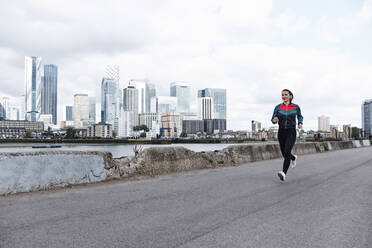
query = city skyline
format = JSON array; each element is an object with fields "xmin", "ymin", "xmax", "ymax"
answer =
[{"xmin": 1, "ymin": 1, "xmax": 372, "ymax": 130}]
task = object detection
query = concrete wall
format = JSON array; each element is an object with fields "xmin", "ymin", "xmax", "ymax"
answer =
[
  {"xmin": 1, "ymin": 140, "xmax": 370, "ymax": 195},
  {"xmin": 0, "ymin": 151, "xmax": 111, "ymax": 195}
]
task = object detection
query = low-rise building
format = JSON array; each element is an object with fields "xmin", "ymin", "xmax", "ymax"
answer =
[
  {"xmin": 160, "ymin": 113, "xmax": 181, "ymax": 138},
  {"xmin": 0, "ymin": 120, "xmax": 44, "ymax": 138},
  {"xmin": 87, "ymin": 123, "xmax": 113, "ymax": 138}
]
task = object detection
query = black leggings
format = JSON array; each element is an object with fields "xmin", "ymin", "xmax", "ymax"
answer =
[{"xmin": 278, "ymin": 128, "xmax": 296, "ymax": 174}]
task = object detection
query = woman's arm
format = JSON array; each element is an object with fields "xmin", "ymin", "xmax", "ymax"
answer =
[
  {"xmin": 296, "ymin": 105, "xmax": 303, "ymax": 127},
  {"xmin": 271, "ymin": 105, "xmax": 279, "ymax": 124}
]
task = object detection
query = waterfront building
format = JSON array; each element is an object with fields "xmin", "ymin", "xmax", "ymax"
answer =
[
  {"xmin": 118, "ymin": 109, "xmax": 135, "ymax": 137},
  {"xmin": 66, "ymin": 106, "xmax": 73, "ymax": 121},
  {"xmin": 170, "ymin": 82, "xmax": 191, "ymax": 113},
  {"xmin": 39, "ymin": 114, "xmax": 53, "ymax": 130},
  {"xmin": 123, "ymin": 86, "xmax": 139, "ymax": 126},
  {"xmin": 101, "ymin": 78, "xmax": 118, "ymax": 126},
  {"xmin": 73, "ymin": 94, "xmax": 90, "ymax": 128},
  {"xmin": 182, "ymin": 120, "xmax": 204, "ymax": 134},
  {"xmin": 362, "ymin": 99, "xmax": 372, "ymax": 136},
  {"xmin": 41, "ymin": 64, "xmax": 58, "ymax": 124},
  {"xmin": 318, "ymin": 115, "xmax": 330, "ymax": 132},
  {"xmin": 198, "ymin": 88, "xmax": 227, "ymax": 119},
  {"xmin": 160, "ymin": 113, "xmax": 181, "ymax": 138},
  {"xmin": 139, "ymin": 113, "xmax": 160, "ymax": 130},
  {"xmin": 129, "ymin": 79, "xmax": 147, "ymax": 114},
  {"xmin": 198, "ymin": 97, "xmax": 213, "ymax": 120},
  {"xmin": 87, "ymin": 123, "xmax": 112, "ymax": 138},
  {"xmin": 146, "ymin": 84, "xmax": 156, "ymax": 113},
  {"xmin": 251, "ymin": 120, "xmax": 262, "ymax": 132},
  {"xmin": 25, "ymin": 56, "xmax": 42, "ymax": 122},
  {"xmin": 89, "ymin": 97, "xmax": 96, "ymax": 124},
  {"xmin": 0, "ymin": 97, "xmax": 10, "ymax": 120},
  {"xmin": 204, "ymin": 119, "xmax": 226, "ymax": 134},
  {"xmin": 0, "ymin": 120, "xmax": 44, "ymax": 138},
  {"xmin": 60, "ymin": 120, "xmax": 75, "ymax": 129}
]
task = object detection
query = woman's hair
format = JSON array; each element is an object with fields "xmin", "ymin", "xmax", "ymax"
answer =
[{"xmin": 282, "ymin": 89, "xmax": 294, "ymax": 103}]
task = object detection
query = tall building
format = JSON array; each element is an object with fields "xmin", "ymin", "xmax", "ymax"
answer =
[
  {"xmin": 105, "ymin": 65, "xmax": 122, "ymax": 111},
  {"xmin": 118, "ymin": 109, "xmax": 135, "ymax": 138},
  {"xmin": 123, "ymin": 86, "xmax": 139, "ymax": 126},
  {"xmin": 66, "ymin": 106, "xmax": 73, "ymax": 121},
  {"xmin": 129, "ymin": 80, "xmax": 147, "ymax": 114},
  {"xmin": 73, "ymin": 94, "xmax": 90, "ymax": 128},
  {"xmin": 251, "ymin": 120, "xmax": 262, "ymax": 132},
  {"xmin": 170, "ymin": 82, "xmax": 191, "ymax": 113},
  {"xmin": 198, "ymin": 97, "xmax": 213, "ymax": 120},
  {"xmin": 362, "ymin": 99, "xmax": 372, "ymax": 136},
  {"xmin": 101, "ymin": 78, "xmax": 118, "ymax": 125},
  {"xmin": 318, "ymin": 115, "xmax": 330, "ymax": 131},
  {"xmin": 19, "ymin": 95, "xmax": 26, "ymax": 120},
  {"xmin": 156, "ymin": 96, "xmax": 177, "ymax": 114},
  {"xmin": 146, "ymin": 84, "xmax": 156, "ymax": 113},
  {"xmin": 105, "ymin": 65, "xmax": 120, "ymax": 83},
  {"xmin": 25, "ymin": 56, "xmax": 42, "ymax": 122},
  {"xmin": 0, "ymin": 97, "xmax": 10, "ymax": 120},
  {"xmin": 41, "ymin": 64, "xmax": 58, "ymax": 124},
  {"xmin": 198, "ymin": 88, "xmax": 227, "ymax": 119},
  {"xmin": 89, "ymin": 97, "xmax": 96, "ymax": 124}
]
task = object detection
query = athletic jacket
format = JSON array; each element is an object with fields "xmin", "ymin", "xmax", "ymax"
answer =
[{"xmin": 271, "ymin": 103, "xmax": 303, "ymax": 129}]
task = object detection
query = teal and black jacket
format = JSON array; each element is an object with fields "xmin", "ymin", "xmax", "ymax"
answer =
[{"xmin": 271, "ymin": 103, "xmax": 303, "ymax": 129}]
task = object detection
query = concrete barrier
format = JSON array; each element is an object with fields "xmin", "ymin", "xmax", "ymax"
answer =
[
  {"xmin": 0, "ymin": 140, "xmax": 367, "ymax": 195},
  {"xmin": 0, "ymin": 151, "xmax": 110, "ymax": 195},
  {"xmin": 352, "ymin": 140, "xmax": 362, "ymax": 148},
  {"xmin": 362, "ymin": 140, "xmax": 371, "ymax": 146}
]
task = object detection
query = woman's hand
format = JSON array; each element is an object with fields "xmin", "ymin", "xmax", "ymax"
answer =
[
  {"xmin": 298, "ymin": 123, "xmax": 303, "ymax": 129},
  {"xmin": 273, "ymin": 117, "xmax": 279, "ymax": 123}
]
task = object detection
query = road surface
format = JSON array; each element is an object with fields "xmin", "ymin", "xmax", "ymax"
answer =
[{"xmin": 1, "ymin": 147, "xmax": 371, "ymax": 248}]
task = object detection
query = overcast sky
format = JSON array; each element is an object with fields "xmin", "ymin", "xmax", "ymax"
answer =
[{"xmin": 1, "ymin": 0, "xmax": 372, "ymax": 130}]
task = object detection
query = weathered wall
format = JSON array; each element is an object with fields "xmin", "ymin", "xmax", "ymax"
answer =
[
  {"xmin": 1, "ymin": 140, "xmax": 370, "ymax": 195},
  {"xmin": 0, "ymin": 151, "xmax": 110, "ymax": 195}
]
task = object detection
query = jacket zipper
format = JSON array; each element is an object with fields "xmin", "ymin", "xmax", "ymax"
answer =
[{"xmin": 285, "ymin": 104, "xmax": 288, "ymax": 128}]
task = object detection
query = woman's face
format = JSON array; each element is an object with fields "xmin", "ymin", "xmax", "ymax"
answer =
[{"xmin": 282, "ymin": 91, "xmax": 291, "ymax": 103}]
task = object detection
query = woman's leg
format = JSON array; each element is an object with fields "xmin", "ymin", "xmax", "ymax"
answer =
[
  {"xmin": 278, "ymin": 129, "xmax": 287, "ymax": 159},
  {"xmin": 282, "ymin": 128, "xmax": 297, "ymax": 174}
]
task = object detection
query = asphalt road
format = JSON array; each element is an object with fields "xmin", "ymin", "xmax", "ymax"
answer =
[{"xmin": 1, "ymin": 147, "xmax": 372, "ymax": 248}]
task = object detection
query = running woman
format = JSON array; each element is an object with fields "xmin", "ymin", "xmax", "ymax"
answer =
[{"xmin": 271, "ymin": 89, "xmax": 303, "ymax": 181}]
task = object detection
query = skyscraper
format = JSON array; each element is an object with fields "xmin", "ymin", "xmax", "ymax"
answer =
[
  {"xmin": 101, "ymin": 78, "xmax": 118, "ymax": 125},
  {"xmin": 156, "ymin": 96, "xmax": 177, "ymax": 114},
  {"xmin": 123, "ymin": 86, "xmax": 139, "ymax": 126},
  {"xmin": 198, "ymin": 88, "xmax": 226, "ymax": 119},
  {"xmin": 129, "ymin": 80, "xmax": 147, "ymax": 114},
  {"xmin": 198, "ymin": 97, "xmax": 213, "ymax": 120},
  {"xmin": 318, "ymin": 115, "xmax": 330, "ymax": 131},
  {"xmin": 105, "ymin": 65, "xmax": 122, "ymax": 111},
  {"xmin": 89, "ymin": 97, "xmax": 96, "ymax": 124},
  {"xmin": 66, "ymin": 106, "xmax": 73, "ymax": 121},
  {"xmin": 362, "ymin": 99, "xmax": 372, "ymax": 136},
  {"xmin": 146, "ymin": 83, "xmax": 156, "ymax": 113},
  {"xmin": 251, "ymin": 120, "xmax": 262, "ymax": 132},
  {"xmin": 170, "ymin": 82, "xmax": 191, "ymax": 113},
  {"xmin": 41, "ymin": 64, "xmax": 58, "ymax": 124},
  {"xmin": 25, "ymin": 56, "xmax": 42, "ymax": 122},
  {"xmin": 73, "ymin": 94, "xmax": 90, "ymax": 128}
]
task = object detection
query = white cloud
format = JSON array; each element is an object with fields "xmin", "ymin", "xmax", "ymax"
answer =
[{"xmin": 0, "ymin": 0, "xmax": 371, "ymax": 131}]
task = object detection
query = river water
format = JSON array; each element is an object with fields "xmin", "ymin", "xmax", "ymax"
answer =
[{"xmin": 0, "ymin": 143, "xmax": 271, "ymax": 158}]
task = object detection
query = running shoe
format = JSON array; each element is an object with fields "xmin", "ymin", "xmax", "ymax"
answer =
[
  {"xmin": 291, "ymin": 155, "xmax": 298, "ymax": 168},
  {"xmin": 278, "ymin": 171, "xmax": 286, "ymax": 181}
]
